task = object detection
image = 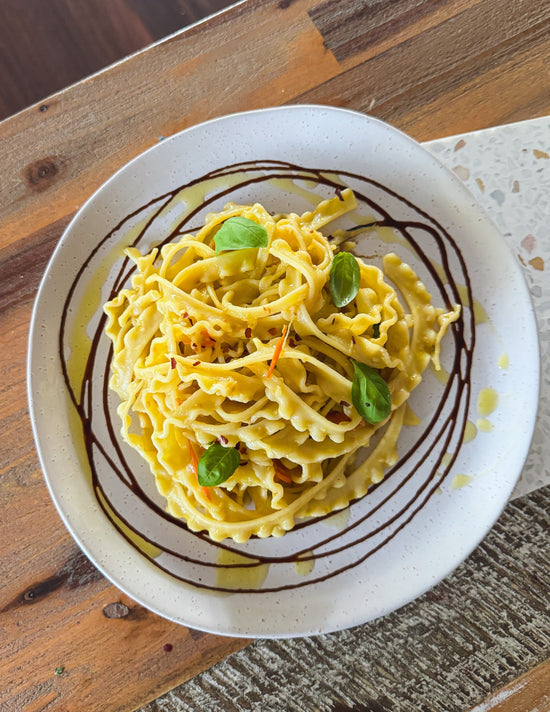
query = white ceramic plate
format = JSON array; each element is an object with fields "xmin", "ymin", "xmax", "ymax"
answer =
[{"xmin": 28, "ymin": 106, "xmax": 539, "ymax": 637}]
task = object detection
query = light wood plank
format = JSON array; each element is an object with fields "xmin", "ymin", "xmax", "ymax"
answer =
[{"xmin": 468, "ymin": 660, "xmax": 550, "ymax": 712}]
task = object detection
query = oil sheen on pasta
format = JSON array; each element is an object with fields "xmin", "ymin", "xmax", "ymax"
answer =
[{"xmin": 59, "ymin": 160, "xmax": 474, "ymax": 593}]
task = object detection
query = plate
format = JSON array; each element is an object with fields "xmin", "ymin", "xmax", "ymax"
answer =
[{"xmin": 28, "ymin": 106, "xmax": 539, "ymax": 637}]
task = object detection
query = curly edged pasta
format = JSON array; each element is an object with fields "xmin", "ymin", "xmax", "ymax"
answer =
[{"xmin": 104, "ymin": 189, "xmax": 460, "ymax": 541}]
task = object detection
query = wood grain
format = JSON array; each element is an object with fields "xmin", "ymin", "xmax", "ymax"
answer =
[
  {"xmin": 139, "ymin": 486, "xmax": 550, "ymax": 711},
  {"xmin": 0, "ymin": 0, "xmax": 236, "ymax": 120},
  {"xmin": 468, "ymin": 660, "xmax": 550, "ymax": 712},
  {"xmin": 0, "ymin": 221, "xmax": 249, "ymax": 711},
  {"xmin": 2, "ymin": 0, "xmax": 550, "ymax": 247},
  {"xmin": 0, "ymin": 1, "xmax": 549, "ymax": 711}
]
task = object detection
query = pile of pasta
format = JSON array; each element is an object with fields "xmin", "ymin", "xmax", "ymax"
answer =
[{"xmin": 104, "ymin": 189, "xmax": 460, "ymax": 542}]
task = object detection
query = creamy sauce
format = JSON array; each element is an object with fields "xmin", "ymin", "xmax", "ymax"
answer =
[
  {"xmin": 268, "ymin": 177, "xmax": 324, "ymax": 206},
  {"xmin": 451, "ymin": 474, "xmax": 473, "ymax": 490},
  {"xmin": 477, "ymin": 387, "xmax": 498, "ymax": 417},
  {"xmin": 476, "ymin": 418, "xmax": 494, "ymax": 433},
  {"xmin": 216, "ymin": 549, "xmax": 269, "ymax": 590},
  {"xmin": 431, "ymin": 363, "xmax": 450, "ymax": 385},
  {"xmin": 97, "ymin": 490, "xmax": 162, "ymax": 559},
  {"xmin": 463, "ymin": 420, "xmax": 477, "ymax": 443},
  {"xmin": 294, "ymin": 553, "xmax": 315, "ymax": 576},
  {"xmin": 403, "ymin": 404, "xmax": 421, "ymax": 426},
  {"xmin": 457, "ymin": 284, "xmax": 489, "ymax": 324},
  {"xmin": 323, "ymin": 508, "xmax": 351, "ymax": 531}
]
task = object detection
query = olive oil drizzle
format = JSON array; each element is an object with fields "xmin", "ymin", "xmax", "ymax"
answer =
[{"xmin": 58, "ymin": 160, "xmax": 474, "ymax": 593}]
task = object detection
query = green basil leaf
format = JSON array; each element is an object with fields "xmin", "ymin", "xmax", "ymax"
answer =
[
  {"xmin": 197, "ymin": 442, "xmax": 240, "ymax": 486},
  {"xmin": 329, "ymin": 252, "xmax": 360, "ymax": 307},
  {"xmin": 214, "ymin": 217, "xmax": 268, "ymax": 254},
  {"xmin": 351, "ymin": 359, "xmax": 391, "ymax": 424}
]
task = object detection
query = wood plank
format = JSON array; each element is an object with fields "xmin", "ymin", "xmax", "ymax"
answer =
[
  {"xmin": 0, "ymin": 0, "xmax": 336, "ymax": 245},
  {"xmin": 300, "ymin": 0, "xmax": 550, "ymax": 136},
  {"xmin": 0, "ymin": 0, "xmax": 237, "ymax": 119},
  {"xmin": 0, "ymin": 0, "xmax": 153, "ymax": 119},
  {"xmin": 1, "ymin": 0, "xmax": 549, "ymax": 249},
  {"xmin": 3, "ymin": 563, "xmax": 249, "ymax": 711},
  {"xmin": 0, "ymin": 226, "xmax": 248, "ymax": 710},
  {"xmin": 1, "ymin": 1, "xmax": 549, "ymax": 711},
  {"xmin": 468, "ymin": 660, "xmax": 550, "ymax": 712}
]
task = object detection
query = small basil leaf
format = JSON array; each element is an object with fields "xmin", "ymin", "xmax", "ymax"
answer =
[
  {"xmin": 214, "ymin": 217, "xmax": 268, "ymax": 254},
  {"xmin": 351, "ymin": 359, "xmax": 391, "ymax": 424},
  {"xmin": 329, "ymin": 252, "xmax": 360, "ymax": 307},
  {"xmin": 197, "ymin": 442, "xmax": 240, "ymax": 486}
]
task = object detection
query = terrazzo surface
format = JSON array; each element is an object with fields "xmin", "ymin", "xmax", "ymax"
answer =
[{"xmin": 426, "ymin": 117, "xmax": 549, "ymax": 499}]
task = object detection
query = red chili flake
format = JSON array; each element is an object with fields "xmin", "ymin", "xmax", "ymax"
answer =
[
  {"xmin": 327, "ymin": 410, "xmax": 352, "ymax": 424},
  {"xmin": 245, "ymin": 327, "xmax": 252, "ymax": 338},
  {"xmin": 193, "ymin": 361, "xmax": 200, "ymax": 366},
  {"xmin": 181, "ymin": 312, "xmax": 188, "ymax": 319},
  {"xmin": 268, "ymin": 327, "xmax": 277, "ymax": 336},
  {"xmin": 219, "ymin": 435, "xmax": 228, "ymax": 445},
  {"xmin": 170, "ymin": 357, "xmax": 177, "ymax": 369},
  {"xmin": 200, "ymin": 332, "xmax": 216, "ymax": 349},
  {"xmin": 273, "ymin": 460, "xmax": 294, "ymax": 483},
  {"xmin": 222, "ymin": 344, "xmax": 230, "ymax": 353},
  {"xmin": 163, "ymin": 643, "xmax": 173, "ymax": 653},
  {"xmin": 239, "ymin": 444, "xmax": 247, "ymax": 454},
  {"xmin": 340, "ymin": 400, "xmax": 350, "ymax": 408},
  {"xmin": 289, "ymin": 338, "xmax": 296, "ymax": 348}
]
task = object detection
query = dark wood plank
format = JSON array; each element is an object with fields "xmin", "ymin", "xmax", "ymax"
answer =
[
  {"xmin": 301, "ymin": 0, "xmax": 550, "ymax": 136},
  {"xmin": 129, "ymin": 0, "xmax": 237, "ymax": 35},
  {"xmin": 0, "ymin": 0, "xmax": 235, "ymax": 119}
]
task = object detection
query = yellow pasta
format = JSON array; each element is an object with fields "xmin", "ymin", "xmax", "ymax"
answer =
[{"xmin": 104, "ymin": 190, "xmax": 460, "ymax": 542}]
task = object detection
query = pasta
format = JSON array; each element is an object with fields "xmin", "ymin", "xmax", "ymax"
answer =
[{"xmin": 104, "ymin": 190, "xmax": 460, "ymax": 542}]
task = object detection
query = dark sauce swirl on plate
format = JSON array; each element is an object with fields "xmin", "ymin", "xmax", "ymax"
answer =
[{"xmin": 59, "ymin": 160, "xmax": 474, "ymax": 593}]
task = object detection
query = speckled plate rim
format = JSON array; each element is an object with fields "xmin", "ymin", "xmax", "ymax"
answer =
[{"xmin": 27, "ymin": 105, "xmax": 540, "ymax": 638}]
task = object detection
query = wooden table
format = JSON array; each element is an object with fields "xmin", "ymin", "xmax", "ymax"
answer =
[{"xmin": 1, "ymin": 1, "xmax": 549, "ymax": 710}]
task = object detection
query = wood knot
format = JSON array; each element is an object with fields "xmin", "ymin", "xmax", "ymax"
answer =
[
  {"xmin": 278, "ymin": 0, "xmax": 296, "ymax": 8},
  {"xmin": 23, "ymin": 156, "xmax": 64, "ymax": 192},
  {"xmin": 103, "ymin": 602, "xmax": 130, "ymax": 619}
]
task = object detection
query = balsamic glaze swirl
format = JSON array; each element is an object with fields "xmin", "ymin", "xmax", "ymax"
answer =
[{"xmin": 59, "ymin": 160, "xmax": 473, "ymax": 593}]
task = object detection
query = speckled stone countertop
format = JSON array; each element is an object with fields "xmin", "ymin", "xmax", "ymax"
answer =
[
  {"xmin": 427, "ymin": 116, "xmax": 549, "ymax": 500},
  {"xmin": 140, "ymin": 118, "xmax": 550, "ymax": 712}
]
